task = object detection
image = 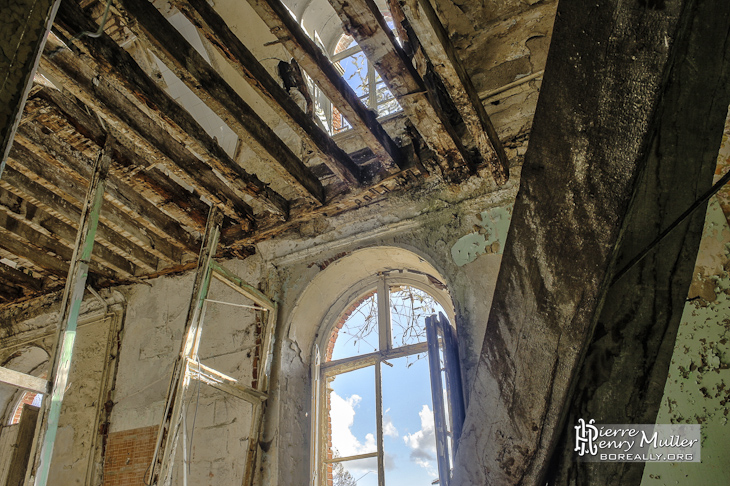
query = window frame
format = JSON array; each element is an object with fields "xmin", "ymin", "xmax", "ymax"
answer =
[{"xmin": 310, "ymin": 271, "xmax": 461, "ymax": 486}]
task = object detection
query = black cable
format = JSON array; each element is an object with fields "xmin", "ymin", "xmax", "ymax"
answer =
[{"xmin": 612, "ymin": 168, "xmax": 730, "ymax": 285}]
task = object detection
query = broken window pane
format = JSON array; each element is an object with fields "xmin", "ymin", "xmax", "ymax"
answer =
[
  {"xmin": 330, "ymin": 292, "xmax": 379, "ymax": 361},
  {"xmin": 390, "ymin": 286, "xmax": 444, "ymax": 349},
  {"xmin": 327, "ymin": 366, "xmax": 378, "ymax": 458}
]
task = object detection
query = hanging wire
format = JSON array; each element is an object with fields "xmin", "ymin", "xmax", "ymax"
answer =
[
  {"xmin": 71, "ymin": 0, "xmax": 114, "ymax": 42},
  {"xmin": 612, "ymin": 168, "xmax": 730, "ymax": 285}
]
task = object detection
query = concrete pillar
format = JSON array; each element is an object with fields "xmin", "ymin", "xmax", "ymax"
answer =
[{"xmin": 452, "ymin": 0, "xmax": 730, "ymax": 484}]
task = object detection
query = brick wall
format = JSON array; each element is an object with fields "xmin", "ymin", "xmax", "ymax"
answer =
[{"xmin": 102, "ymin": 426, "xmax": 158, "ymax": 486}]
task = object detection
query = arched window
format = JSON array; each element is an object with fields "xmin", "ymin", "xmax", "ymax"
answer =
[
  {"xmin": 330, "ymin": 15, "xmax": 402, "ymax": 134},
  {"xmin": 312, "ymin": 273, "xmax": 464, "ymax": 486}
]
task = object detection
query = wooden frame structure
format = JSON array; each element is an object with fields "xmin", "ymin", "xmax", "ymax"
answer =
[{"xmin": 146, "ymin": 208, "xmax": 278, "ymax": 486}]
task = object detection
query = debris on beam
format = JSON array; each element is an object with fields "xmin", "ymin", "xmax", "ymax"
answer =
[
  {"xmin": 115, "ymin": 0, "xmax": 326, "ymax": 204},
  {"xmin": 397, "ymin": 0, "xmax": 509, "ymax": 184},
  {"xmin": 171, "ymin": 0, "xmax": 363, "ymax": 186},
  {"xmin": 328, "ymin": 0, "xmax": 471, "ymax": 176},
  {"xmin": 244, "ymin": 0, "xmax": 404, "ymax": 174}
]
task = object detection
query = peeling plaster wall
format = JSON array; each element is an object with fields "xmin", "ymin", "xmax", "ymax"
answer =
[
  {"xmin": 641, "ymin": 198, "xmax": 730, "ymax": 486},
  {"xmin": 0, "ymin": 292, "xmax": 123, "ymax": 486},
  {"xmin": 108, "ymin": 257, "xmax": 263, "ymax": 485}
]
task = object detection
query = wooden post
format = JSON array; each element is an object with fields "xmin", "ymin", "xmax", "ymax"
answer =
[{"xmin": 31, "ymin": 136, "xmax": 113, "ymax": 486}]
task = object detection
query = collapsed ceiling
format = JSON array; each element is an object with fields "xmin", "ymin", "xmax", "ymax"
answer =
[{"xmin": 0, "ymin": 0, "xmax": 555, "ymax": 305}]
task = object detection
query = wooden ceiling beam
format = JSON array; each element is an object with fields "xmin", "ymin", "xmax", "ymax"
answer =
[
  {"xmin": 395, "ymin": 0, "xmax": 509, "ymax": 184},
  {"xmin": 328, "ymin": 0, "xmax": 471, "ymax": 175},
  {"xmin": 51, "ymin": 1, "xmax": 286, "ymax": 218},
  {"xmin": 170, "ymin": 0, "xmax": 362, "ymax": 187},
  {"xmin": 0, "ymin": 205, "xmax": 127, "ymax": 280},
  {"xmin": 1, "ymin": 159, "xmax": 181, "ymax": 266},
  {"xmin": 0, "ymin": 262, "xmax": 44, "ymax": 293},
  {"xmin": 33, "ymin": 87, "xmax": 209, "ymax": 232},
  {"xmin": 0, "ymin": 186, "xmax": 141, "ymax": 277},
  {"xmin": 0, "ymin": 171, "xmax": 162, "ymax": 271},
  {"xmin": 39, "ymin": 46, "xmax": 262, "ymax": 224},
  {"xmin": 113, "ymin": 0, "xmax": 325, "ymax": 204},
  {"xmin": 244, "ymin": 0, "xmax": 403, "ymax": 174},
  {"xmin": 16, "ymin": 123, "xmax": 201, "ymax": 255}
]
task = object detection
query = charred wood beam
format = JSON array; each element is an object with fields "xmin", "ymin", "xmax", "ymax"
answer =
[
  {"xmin": 114, "ymin": 0, "xmax": 325, "ymax": 203},
  {"xmin": 328, "ymin": 0, "xmax": 471, "ymax": 175},
  {"xmin": 0, "ymin": 186, "xmax": 139, "ymax": 277},
  {"xmin": 0, "ymin": 224, "xmax": 69, "ymax": 279},
  {"xmin": 2, "ymin": 156, "xmax": 180, "ymax": 266},
  {"xmin": 0, "ymin": 0, "xmax": 58, "ymax": 176},
  {"xmin": 244, "ymin": 0, "xmax": 403, "ymax": 173},
  {"xmin": 0, "ymin": 262, "xmax": 44, "ymax": 293},
  {"xmin": 16, "ymin": 122, "xmax": 201, "ymax": 255},
  {"xmin": 395, "ymin": 0, "xmax": 509, "ymax": 184},
  {"xmin": 171, "ymin": 0, "xmax": 362, "ymax": 186},
  {"xmin": 51, "ymin": 0, "xmax": 286, "ymax": 218},
  {"xmin": 33, "ymin": 87, "xmax": 209, "ymax": 231},
  {"xmin": 0, "ymin": 169, "xmax": 161, "ymax": 271}
]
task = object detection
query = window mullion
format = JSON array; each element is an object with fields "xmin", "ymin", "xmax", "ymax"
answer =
[
  {"xmin": 375, "ymin": 360, "xmax": 385, "ymax": 486},
  {"xmin": 377, "ymin": 276, "xmax": 391, "ymax": 352}
]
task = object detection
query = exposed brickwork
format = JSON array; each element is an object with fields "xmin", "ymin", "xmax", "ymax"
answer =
[
  {"xmin": 102, "ymin": 426, "xmax": 158, "ymax": 486},
  {"xmin": 324, "ymin": 290, "xmax": 375, "ymax": 363},
  {"xmin": 10, "ymin": 391, "xmax": 39, "ymax": 425}
]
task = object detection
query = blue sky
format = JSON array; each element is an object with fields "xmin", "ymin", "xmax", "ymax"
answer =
[{"xmin": 328, "ymin": 288, "xmax": 446, "ymax": 485}]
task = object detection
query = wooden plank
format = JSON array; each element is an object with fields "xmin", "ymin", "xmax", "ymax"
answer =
[
  {"xmin": 50, "ymin": 1, "xmax": 286, "ymax": 218},
  {"xmin": 6, "ymin": 405, "xmax": 39, "ymax": 486},
  {"xmin": 0, "ymin": 206, "xmax": 122, "ymax": 280},
  {"xmin": 171, "ymin": 0, "xmax": 362, "ymax": 186},
  {"xmin": 0, "ymin": 260, "xmax": 43, "ymax": 293},
  {"xmin": 33, "ymin": 137, "xmax": 112, "ymax": 486},
  {"xmin": 244, "ymin": 0, "xmax": 403, "ymax": 173},
  {"xmin": 39, "ymin": 47, "xmax": 261, "ymax": 224},
  {"xmin": 16, "ymin": 123, "xmax": 201, "ymax": 254},
  {"xmin": 0, "ymin": 366, "xmax": 48, "ymax": 394},
  {"xmin": 0, "ymin": 187, "xmax": 141, "ymax": 277},
  {"xmin": 186, "ymin": 358, "xmax": 267, "ymax": 403},
  {"xmin": 6, "ymin": 145, "xmax": 183, "ymax": 265},
  {"xmin": 397, "ymin": 0, "xmax": 509, "ymax": 184},
  {"xmin": 0, "ymin": 169, "xmax": 163, "ymax": 269},
  {"xmin": 328, "ymin": 0, "xmax": 470, "ymax": 175},
  {"xmin": 33, "ymin": 87, "xmax": 209, "ymax": 231},
  {"xmin": 147, "ymin": 209, "xmax": 222, "ymax": 486},
  {"xmin": 114, "ymin": 0, "xmax": 326, "ymax": 204}
]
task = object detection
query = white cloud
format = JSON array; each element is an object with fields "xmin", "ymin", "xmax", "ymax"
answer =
[
  {"xmin": 383, "ymin": 409, "xmax": 398, "ymax": 438},
  {"xmin": 330, "ymin": 392, "xmax": 376, "ymax": 458},
  {"xmin": 403, "ymin": 405, "xmax": 438, "ymax": 474}
]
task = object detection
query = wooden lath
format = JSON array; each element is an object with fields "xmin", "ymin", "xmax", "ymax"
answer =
[
  {"xmin": 31, "ymin": 87, "xmax": 210, "ymax": 232},
  {"xmin": 16, "ymin": 123, "xmax": 201, "ymax": 255},
  {"xmin": 0, "ymin": 167, "xmax": 165, "ymax": 270},
  {"xmin": 0, "ymin": 184, "xmax": 141, "ymax": 277},
  {"xmin": 5, "ymin": 144, "xmax": 187, "ymax": 265},
  {"xmin": 327, "ymin": 0, "xmax": 472, "ymax": 176},
  {"xmin": 51, "ymin": 0, "xmax": 288, "ymax": 219},
  {"xmin": 169, "ymin": 0, "xmax": 363, "ymax": 187},
  {"xmin": 395, "ymin": 0, "xmax": 509, "ymax": 184},
  {"xmin": 113, "ymin": 0, "xmax": 326, "ymax": 204},
  {"xmin": 244, "ymin": 0, "xmax": 404, "ymax": 174}
]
